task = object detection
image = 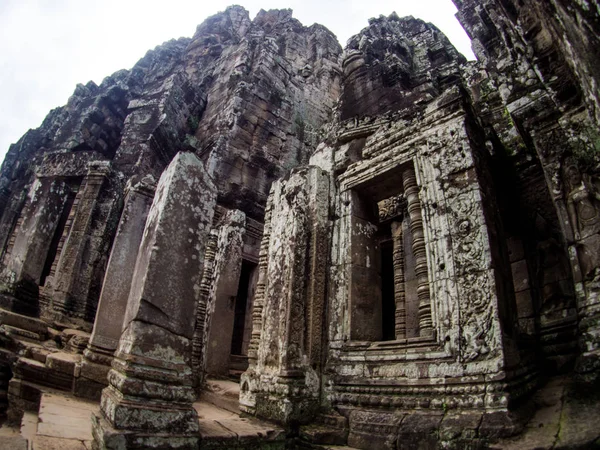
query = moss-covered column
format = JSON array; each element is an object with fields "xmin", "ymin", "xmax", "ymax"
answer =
[
  {"xmin": 92, "ymin": 152, "xmax": 216, "ymax": 449},
  {"xmin": 240, "ymin": 166, "xmax": 329, "ymax": 424}
]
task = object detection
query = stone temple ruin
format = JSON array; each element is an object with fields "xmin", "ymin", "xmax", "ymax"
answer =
[{"xmin": 0, "ymin": 1, "xmax": 599, "ymax": 449}]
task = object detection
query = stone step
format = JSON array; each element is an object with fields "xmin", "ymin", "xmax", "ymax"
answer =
[
  {"xmin": 0, "ymin": 294, "xmax": 37, "ymax": 318},
  {"xmin": 45, "ymin": 352, "xmax": 80, "ymax": 377},
  {"xmin": 0, "ymin": 308, "xmax": 48, "ymax": 338},
  {"xmin": 1, "ymin": 325, "xmax": 44, "ymax": 342},
  {"xmin": 195, "ymin": 400, "xmax": 284, "ymax": 449},
  {"xmin": 12, "ymin": 358, "xmax": 73, "ymax": 391},
  {"xmin": 201, "ymin": 378, "xmax": 241, "ymax": 414},
  {"xmin": 299, "ymin": 424, "xmax": 348, "ymax": 446}
]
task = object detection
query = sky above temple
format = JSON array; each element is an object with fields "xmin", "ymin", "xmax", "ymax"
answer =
[{"xmin": 0, "ymin": 0, "xmax": 475, "ymax": 164}]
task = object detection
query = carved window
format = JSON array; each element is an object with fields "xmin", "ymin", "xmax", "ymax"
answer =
[{"xmin": 348, "ymin": 163, "xmax": 433, "ymax": 342}]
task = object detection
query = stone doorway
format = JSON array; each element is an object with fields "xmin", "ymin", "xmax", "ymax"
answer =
[{"xmin": 205, "ymin": 257, "xmax": 257, "ymax": 379}]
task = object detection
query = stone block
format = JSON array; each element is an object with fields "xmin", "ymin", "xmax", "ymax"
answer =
[
  {"xmin": 511, "ymin": 260, "xmax": 530, "ymax": 292},
  {"xmin": 299, "ymin": 424, "xmax": 348, "ymax": 445},
  {"xmin": 515, "ymin": 290, "xmax": 534, "ymax": 318},
  {"xmin": 439, "ymin": 413, "xmax": 482, "ymax": 441},
  {"xmin": 479, "ymin": 411, "xmax": 524, "ymax": 439},
  {"xmin": 92, "ymin": 412, "xmax": 199, "ymax": 450},
  {"xmin": 79, "ymin": 359, "xmax": 110, "ymax": 385},
  {"xmin": 46, "ymin": 352, "xmax": 81, "ymax": 376},
  {"xmin": 13, "ymin": 358, "xmax": 73, "ymax": 391},
  {"xmin": 29, "ymin": 346, "xmax": 51, "ymax": 364},
  {"xmin": 73, "ymin": 377, "xmax": 105, "ymax": 401},
  {"xmin": 348, "ymin": 410, "xmax": 402, "ymax": 450},
  {"xmin": 62, "ymin": 329, "xmax": 90, "ymax": 353},
  {"xmin": 396, "ymin": 413, "xmax": 443, "ymax": 450},
  {"xmin": 88, "ymin": 177, "xmax": 155, "ymax": 358},
  {"xmin": 100, "ymin": 386, "xmax": 198, "ymax": 434}
]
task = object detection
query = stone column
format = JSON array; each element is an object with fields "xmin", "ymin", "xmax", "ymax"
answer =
[
  {"xmin": 1, "ymin": 177, "xmax": 70, "ymax": 316},
  {"xmin": 192, "ymin": 229, "xmax": 218, "ymax": 387},
  {"xmin": 240, "ymin": 166, "xmax": 329, "ymax": 424},
  {"xmin": 246, "ymin": 197, "xmax": 273, "ymax": 366},
  {"xmin": 391, "ymin": 220, "xmax": 406, "ymax": 339},
  {"xmin": 77, "ymin": 176, "xmax": 155, "ymax": 399},
  {"xmin": 403, "ymin": 166, "xmax": 433, "ymax": 337},
  {"xmin": 203, "ymin": 210, "xmax": 245, "ymax": 377},
  {"xmin": 92, "ymin": 152, "xmax": 216, "ymax": 449},
  {"xmin": 51, "ymin": 161, "xmax": 111, "ymax": 320}
]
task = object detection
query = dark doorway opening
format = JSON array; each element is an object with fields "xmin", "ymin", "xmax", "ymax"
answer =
[{"xmin": 230, "ymin": 260, "xmax": 256, "ymax": 356}]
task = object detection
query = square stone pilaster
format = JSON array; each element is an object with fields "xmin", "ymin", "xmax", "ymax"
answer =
[
  {"xmin": 93, "ymin": 152, "xmax": 216, "ymax": 449},
  {"xmin": 204, "ymin": 210, "xmax": 246, "ymax": 377},
  {"xmin": 241, "ymin": 166, "xmax": 330, "ymax": 424},
  {"xmin": 78, "ymin": 176, "xmax": 156, "ymax": 399}
]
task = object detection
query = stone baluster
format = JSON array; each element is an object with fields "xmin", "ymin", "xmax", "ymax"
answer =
[
  {"xmin": 391, "ymin": 220, "xmax": 406, "ymax": 339},
  {"xmin": 403, "ymin": 166, "xmax": 433, "ymax": 337}
]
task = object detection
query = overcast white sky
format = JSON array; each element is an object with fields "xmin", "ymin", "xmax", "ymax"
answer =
[{"xmin": 0, "ymin": 0, "xmax": 474, "ymax": 164}]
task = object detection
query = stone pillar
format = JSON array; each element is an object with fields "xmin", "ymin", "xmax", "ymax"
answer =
[
  {"xmin": 0, "ymin": 177, "xmax": 70, "ymax": 316},
  {"xmin": 192, "ymin": 229, "xmax": 218, "ymax": 387},
  {"xmin": 403, "ymin": 166, "xmax": 433, "ymax": 337},
  {"xmin": 246, "ymin": 199, "xmax": 273, "ymax": 366},
  {"xmin": 77, "ymin": 177, "xmax": 155, "ymax": 399},
  {"xmin": 203, "ymin": 210, "xmax": 245, "ymax": 377},
  {"xmin": 51, "ymin": 161, "xmax": 111, "ymax": 320},
  {"xmin": 391, "ymin": 220, "xmax": 406, "ymax": 339},
  {"xmin": 92, "ymin": 152, "xmax": 216, "ymax": 449},
  {"xmin": 240, "ymin": 166, "xmax": 329, "ymax": 424}
]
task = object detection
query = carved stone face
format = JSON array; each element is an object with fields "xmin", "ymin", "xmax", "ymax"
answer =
[{"xmin": 566, "ymin": 165, "xmax": 582, "ymax": 188}]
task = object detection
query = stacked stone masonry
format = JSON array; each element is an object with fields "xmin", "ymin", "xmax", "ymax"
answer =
[{"xmin": 0, "ymin": 2, "xmax": 599, "ymax": 449}]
